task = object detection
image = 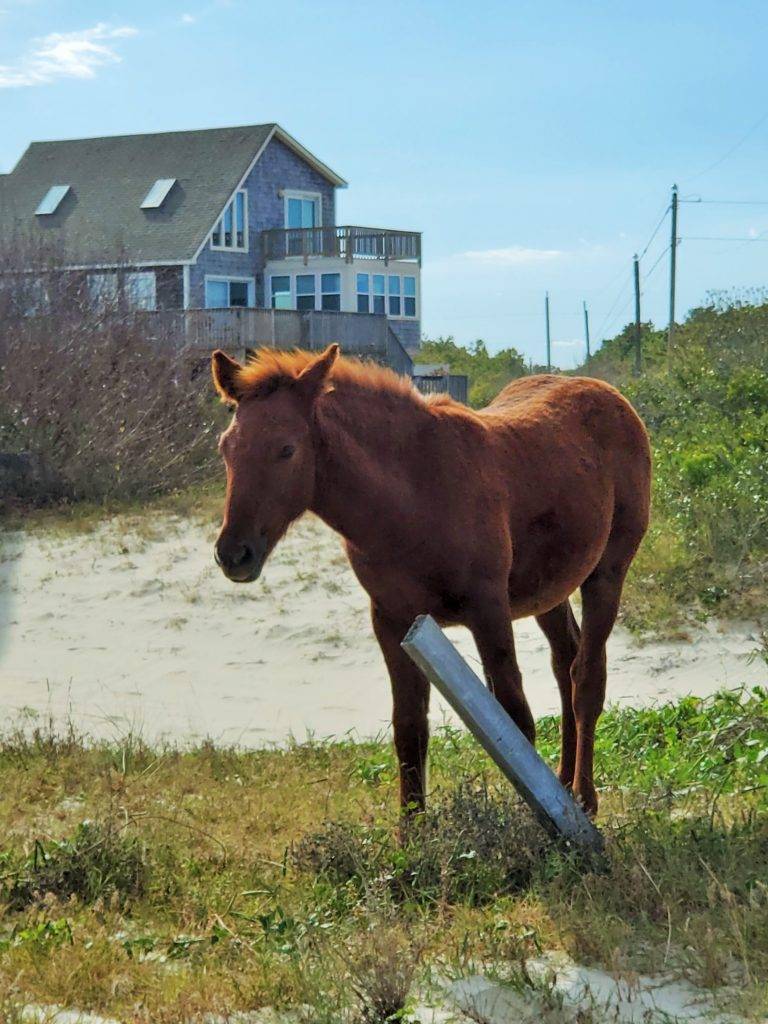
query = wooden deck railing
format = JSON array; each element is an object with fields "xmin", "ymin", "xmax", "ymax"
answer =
[
  {"xmin": 132, "ymin": 307, "xmax": 414, "ymax": 376},
  {"xmin": 261, "ymin": 225, "xmax": 421, "ymax": 265}
]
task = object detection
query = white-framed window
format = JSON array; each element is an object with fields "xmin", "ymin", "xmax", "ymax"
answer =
[
  {"xmin": 356, "ymin": 272, "xmax": 417, "ymax": 318},
  {"xmin": 387, "ymin": 275, "xmax": 401, "ymax": 316},
  {"xmin": 284, "ymin": 190, "xmax": 322, "ymax": 229},
  {"xmin": 204, "ymin": 276, "xmax": 255, "ymax": 308},
  {"xmin": 296, "ymin": 273, "xmax": 316, "ymax": 311},
  {"xmin": 372, "ymin": 274, "xmax": 386, "ymax": 315},
  {"xmin": 211, "ymin": 190, "xmax": 248, "ymax": 251},
  {"xmin": 321, "ymin": 273, "xmax": 341, "ymax": 311},
  {"xmin": 356, "ymin": 273, "xmax": 369, "ymax": 313},
  {"xmin": 270, "ymin": 275, "xmax": 291, "ymax": 309},
  {"xmin": 87, "ymin": 272, "xmax": 119, "ymax": 311},
  {"xmin": 125, "ymin": 271, "xmax": 156, "ymax": 311}
]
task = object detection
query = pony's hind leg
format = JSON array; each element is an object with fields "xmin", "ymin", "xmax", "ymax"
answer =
[
  {"xmin": 469, "ymin": 595, "xmax": 536, "ymax": 745},
  {"xmin": 536, "ymin": 600, "xmax": 581, "ymax": 787},
  {"xmin": 371, "ymin": 604, "xmax": 431, "ymax": 814},
  {"xmin": 571, "ymin": 562, "xmax": 628, "ymax": 816}
]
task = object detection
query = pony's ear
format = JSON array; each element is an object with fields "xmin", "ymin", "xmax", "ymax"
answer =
[
  {"xmin": 295, "ymin": 344, "xmax": 339, "ymax": 403},
  {"xmin": 212, "ymin": 349, "xmax": 244, "ymax": 404}
]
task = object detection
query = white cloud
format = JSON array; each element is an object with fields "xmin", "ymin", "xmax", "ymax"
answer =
[
  {"xmin": 180, "ymin": 12, "xmax": 197, "ymax": 23},
  {"xmin": 0, "ymin": 22, "xmax": 138, "ymax": 88},
  {"xmin": 459, "ymin": 246, "xmax": 565, "ymax": 266}
]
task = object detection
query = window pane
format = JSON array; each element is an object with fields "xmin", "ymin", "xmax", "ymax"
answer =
[
  {"xmin": 373, "ymin": 294, "xmax": 385, "ymax": 315},
  {"xmin": 356, "ymin": 273, "xmax": 369, "ymax": 293},
  {"xmin": 271, "ymin": 275, "xmax": 291, "ymax": 309},
  {"xmin": 322, "ymin": 294, "xmax": 341, "ymax": 311},
  {"xmin": 205, "ymin": 279, "xmax": 229, "ymax": 308},
  {"xmin": 223, "ymin": 202, "xmax": 233, "ymax": 246},
  {"xmin": 24, "ymin": 277, "xmax": 49, "ymax": 316},
  {"xmin": 88, "ymin": 272, "xmax": 118, "ymax": 310},
  {"xmin": 125, "ymin": 271, "xmax": 156, "ymax": 311},
  {"xmin": 357, "ymin": 294, "xmax": 370, "ymax": 313},
  {"xmin": 212, "ymin": 219, "xmax": 222, "ymax": 246},
  {"xmin": 372, "ymin": 274, "xmax": 385, "ymax": 295},
  {"xmin": 229, "ymin": 281, "xmax": 249, "ymax": 307},
  {"xmin": 301, "ymin": 198, "xmax": 317, "ymax": 228},
  {"xmin": 404, "ymin": 296, "xmax": 416, "ymax": 317},
  {"xmin": 321, "ymin": 273, "xmax": 340, "ymax": 293},
  {"xmin": 388, "ymin": 275, "xmax": 400, "ymax": 296},
  {"xmin": 389, "ymin": 296, "xmax": 401, "ymax": 316},
  {"xmin": 235, "ymin": 192, "xmax": 245, "ymax": 247},
  {"xmin": 287, "ymin": 198, "xmax": 302, "ymax": 228},
  {"xmin": 296, "ymin": 274, "xmax": 315, "ymax": 310},
  {"xmin": 404, "ymin": 276, "xmax": 416, "ymax": 297}
]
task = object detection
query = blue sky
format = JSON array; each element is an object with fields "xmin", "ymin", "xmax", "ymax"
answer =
[{"xmin": 2, "ymin": 0, "xmax": 768, "ymax": 366}]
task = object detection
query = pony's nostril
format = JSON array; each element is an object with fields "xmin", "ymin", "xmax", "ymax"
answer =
[{"xmin": 233, "ymin": 543, "xmax": 253, "ymax": 568}]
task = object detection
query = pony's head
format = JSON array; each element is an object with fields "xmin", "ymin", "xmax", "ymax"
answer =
[{"xmin": 211, "ymin": 344, "xmax": 339, "ymax": 583}]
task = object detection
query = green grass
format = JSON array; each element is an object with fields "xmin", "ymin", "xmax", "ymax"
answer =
[{"xmin": 0, "ymin": 688, "xmax": 766, "ymax": 1021}]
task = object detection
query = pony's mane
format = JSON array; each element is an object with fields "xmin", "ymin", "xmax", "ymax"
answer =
[{"xmin": 235, "ymin": 348, "xmax": 425, "ymax": 403}]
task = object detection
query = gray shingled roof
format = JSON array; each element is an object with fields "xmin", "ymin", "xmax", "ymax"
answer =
[{"xmin": 0, "ymin": 124, "xmax": 345, "ymax": 266}]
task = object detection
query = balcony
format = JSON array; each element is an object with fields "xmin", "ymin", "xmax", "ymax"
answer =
[
  {"xmin": 261, "ymin": 225, "xmax": 421, "ymax": 265},
  {"xmin": 128, "ymin": 307, "xmax": 415, "ymax": 375}
]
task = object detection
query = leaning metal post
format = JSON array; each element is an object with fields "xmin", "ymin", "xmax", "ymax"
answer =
[{"xmin": 401, "ymin": 614, "xmax": 604, "ymax": 857}]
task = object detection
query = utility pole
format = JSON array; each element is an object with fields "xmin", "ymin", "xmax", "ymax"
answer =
[
  {"xmin": 583, "ymin": 301, "xmax": 591, "ymax": 360},
  {"xmin": 545, "ymin": 291, "xmax": 551, "ymax": 372},
  {"xmin": 633, "ymin": 254, "xmax": 642, "ymax": 374},
  {"xmin": 668, "ymin": 184, "xmax": 678, "ymax": 350}
]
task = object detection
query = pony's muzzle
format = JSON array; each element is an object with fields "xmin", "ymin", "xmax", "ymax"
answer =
[{"xmin": 214, "ymin": 533, "xmax": 267, "ymax": 583}]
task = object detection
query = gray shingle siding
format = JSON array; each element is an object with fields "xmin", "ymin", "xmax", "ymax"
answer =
[
  {"xmin": 388, "ymin": 320, "xmax": 421, "ymax": 352},
  {"xmin": 188, "ymin": 137, "xmax": 336, "ymax": 308}
]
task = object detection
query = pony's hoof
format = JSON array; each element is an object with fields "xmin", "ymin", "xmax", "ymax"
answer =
[{"xmin": 573, "ymin": 787, "xmax": 599, "ymax": 818}]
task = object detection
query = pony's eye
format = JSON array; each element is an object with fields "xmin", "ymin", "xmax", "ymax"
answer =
[{"xmin": 278, "ymin": 444, "xmax": 295, "ymax": 460}]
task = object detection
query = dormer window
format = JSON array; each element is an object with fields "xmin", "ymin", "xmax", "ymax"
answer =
[{"xmin": 211, "ymin": 190, "xmax": 247, "ymax": 251}]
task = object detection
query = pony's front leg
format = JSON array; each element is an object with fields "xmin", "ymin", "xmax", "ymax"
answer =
[
  {"xmin": 469, "ymin": 593, "xmax": 536, "ymax": 746},
  {"xmin": 371, "ymin": 604, "xmax": 430, "ymax": 814}
]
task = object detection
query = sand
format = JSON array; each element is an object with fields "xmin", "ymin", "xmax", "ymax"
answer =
[{"xmin": 0, "ymin": 513, "xmax": 763, "ymax": 746}]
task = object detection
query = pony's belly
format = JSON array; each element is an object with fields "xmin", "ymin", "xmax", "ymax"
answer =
[{"xmin": 506, "ymin": 541, "xmax": 605, "ymax": 619}]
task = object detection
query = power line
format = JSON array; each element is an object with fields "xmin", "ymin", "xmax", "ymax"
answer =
[
  {"xmin": 642, "ymin": 244, "xmax": 671, "ymax": 284},
  {"xmin": 681, "ymin": 198, "xmax": 768, "ymax": 206},
  {"xmin": 594, "ymin": 269, "xmax": 634, "ymax": 340},
  {"xmin": 681, "ymin": 235, "xmax": 768, "ymax": 242},
  {"xmin": 601, "ymin": 293, "xmax": 635, "ymax": 341},
  {"xmin": 684, "ymin": 109, "xmax": 768, "ymax": 183},
  {"xmin": 638, "ymin": 204, "xmax": 670, "ymax": 261}
]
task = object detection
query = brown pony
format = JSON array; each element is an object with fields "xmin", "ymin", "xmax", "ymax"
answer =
[{"xmin": 211, "ymin": 344, "xmax": 651, "ymax": 816}]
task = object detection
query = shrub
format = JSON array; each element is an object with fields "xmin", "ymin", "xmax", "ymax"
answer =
[
  {"xmin": 2, "ymin": 820, "xmax": 149, "ymax": 909},
  {"xmin": 0, "ymin": 238, "xmax": 225, "ymax": 509},
  {"xmin": 293, "ymin": 781, "xmax": 553, "ymax": 906}
]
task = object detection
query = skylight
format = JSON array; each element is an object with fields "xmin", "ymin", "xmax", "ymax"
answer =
[
  {"xmin": 141, "ymin": 178, "xmax": 177, "ymax": 210},
  {"xmin": 35, "ymin": 185, "xmax": 70, "ymax": 216}
]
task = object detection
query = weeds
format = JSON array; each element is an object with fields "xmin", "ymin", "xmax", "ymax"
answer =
[
  {"xmin": 294, "ymin": 782, "xmax": 550, "ymax": 906},
  {"xmin": 2, "ymin": 820, "xmax": 148, "ymax": 910}
]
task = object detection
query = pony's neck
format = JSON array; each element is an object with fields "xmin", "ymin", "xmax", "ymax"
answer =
[{"xmin": 309, "ymin": 379, "xmax": 433, "ymax": 554}]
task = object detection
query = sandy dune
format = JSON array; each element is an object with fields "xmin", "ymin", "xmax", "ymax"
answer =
[{"xmin": 0, "ymin": 514, "xmax": 763, "ymax": 746}]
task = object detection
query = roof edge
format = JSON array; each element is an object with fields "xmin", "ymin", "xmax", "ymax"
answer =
[{"xmin": 273, "ymin": 125, "xmax": 348, "ymax": 188}]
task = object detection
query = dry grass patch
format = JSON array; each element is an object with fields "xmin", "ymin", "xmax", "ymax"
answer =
[{"xmin": 0, "ymin": 689, "xmax": 765, "ymax": 1020}]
